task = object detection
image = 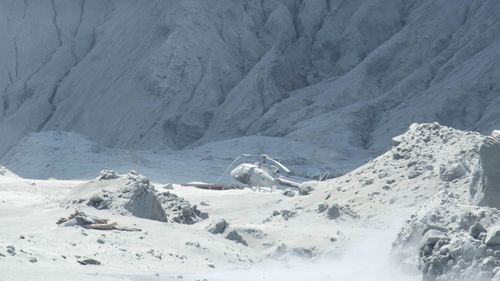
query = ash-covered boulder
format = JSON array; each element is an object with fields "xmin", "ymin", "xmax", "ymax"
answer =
[
  {"xmin": 207, "ymin": 219, "xmax": 229, "ymax": 235},
  {"xmin": 318, "ymin": 203, "xmax": 359, "ymax": 220},
  {"xmin": 407, "ymin": 166, "xmax": 422, "ymax": 179},
  {"xmin": 470, "ymin": 131, "xmax": 500, "ymax": 208},
  {"xmin": 317, "ymin": 203, "xmax": 328, "ymax": 213},
  {"xmin": 269, "ymin": 243, "xmax": 317, "ymax": 259},
  {"xmin": 77, "ymin": 257, "xmax": 101, "ymax": 265},
  {"xmin": 97, "ymin": 170, "xmax": 119, "ymax": 181},
  {"xmin": 156, "ymin": 191, "xmax": 208, "ymax": 224},
  {"xmin": 125, "ymin": 177, "xmax": 167, "ymax": 222},
  {"xmin": 440, "ymin": 162, "xmax": 467, "ymax": 182},
  {"xmin": 420, "ymin": 229, "xmax": 447, "ymax": 249},
  {"xmin": 226, "ymin": 230, "xmax": 248, "ymax": 246},
  {"xmin": 326, "ymin": 205, "xmax": 341, "ymax": 220},
  {"xmin": 298, "ymin": 184, "xmax": 315, "ymax": 196},
  {"xmin": 485, "ymin": 227, "xmax": 500, "ymax": 246},
  {"xmin": 470, "ymin": 223, "xmax": 487, "ymax": 240},
  {"xmin": 263, "ymin": 209, "xmax": 298, "ymax": 223},
  {"xmin": 87, "ymin": 193, "xmax": 112, "ymax": 210}
]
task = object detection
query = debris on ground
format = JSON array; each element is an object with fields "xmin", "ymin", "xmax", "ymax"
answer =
[{"xmin": 57, "ymin": 211, "xmax": 141, "ymax": 231}]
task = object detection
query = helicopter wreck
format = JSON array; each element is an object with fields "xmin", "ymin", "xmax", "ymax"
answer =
[{"xmin": 184, "ymin": 154, "xmax": 327, "ymax": 192}]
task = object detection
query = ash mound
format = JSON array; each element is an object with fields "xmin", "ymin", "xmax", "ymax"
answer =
[
  {"xmin": 316, "ymin": 123, "xmax": 482, "ymax": 218},
  {"xmin": 64, "ymin": 170, "xmax": 208, "ymax": 224}
]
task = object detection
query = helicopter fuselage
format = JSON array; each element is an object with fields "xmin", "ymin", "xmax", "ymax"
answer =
[{"xmin": 230, "ymin": 163, "xmax": 278, "ymax": 187}]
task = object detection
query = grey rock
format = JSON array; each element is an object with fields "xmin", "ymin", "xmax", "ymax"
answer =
[
  {"xmin": 327, "ymin": 205, "xmax": 341, "ymax": 220},
  {"xmin": 6, "ymin": 245, "xmax": 15, "ymax": 256},
  {"xmin": 317, "ymin": 204, "xmax": 328, "ymax": 213},
  {"xmin": 440, "ymin": 163, "xmax": 466, "ymax": 182},
  {"xmin": 185, "ymin": 241, "xmax": 200, "ymax": 248},
  {"xmin": 392, "ymin": 136, "xmax": 403, "ymax": 147},
  {"xmin": 291, "ymin": 247, "xmax": 315, "ymax": 258},
  {"xmin": 156, "ymin": 191, "xmax": 208, "ymax": 224},
  {"xmin": 71, "ymin": 172, "xmax": 207, "ymax": 224},
  {"xmin": 87, "ymin": 193, "xmax": 111, "ymax": 210},
  {"xmin": 392, "ymin": 150, "xmax": 404, "ymax": 160},
  {"xmin": 493, "ymin": 269, "xmax": 500, "ymax": 281},
  {"xmin": 281, "ymin": 210, "xmax": 297, "ymax": 221},
  {"xmin": 378, "ymin": 171, "xmax": 389, "ymax": 179},
  {"xmin": 163, "ymin": 184, "xmax": 174, "ymax": 190},
  {"xmin": 226, "ymin": 230, "xmax": 248, "ymax": 246},
  {"xmin": 470, "ymin": 223, "xmax": 487, "ymax": 239},
  {"xmin": 77, "ymin": 257, "xmax": 101, "ymax": 265},
  {"xmin": 420, "ymin": 229, "xmax": 447, "ymax": 248},
  {"xmin": 241, "ymin": 228, "xmax": 266, "ymax": 239},
  {"xmin": 97, "ymin": 170, "xmax": 119, "ymax": 181},
  {"xmin": 423, "ymin": 225, "xmax": 448, "ymax": 233},
  {"xmin": 124, "ymin": 185, "xmax": 167, "ymax": 222},
  {"xmin": 471, "ymin": 132, "xmax": 500, "ymax": 208},
  {"xmin": 475, "ymin": 244, "xmax": 488, "ymax": 260},
  {"xmin": 207, "ymin": 219, "xmax": 229, "ymax": 235},
  {"xmin": 408, "ymin": 166, "xmax": 422, "ymax": 179},
  {"xmin": 486, "ymin": 227, "xmax": 500, "ymax": 246},
  {"xmin": 298, "ymin": 184, "xmax": 314, "ymax": 196}
]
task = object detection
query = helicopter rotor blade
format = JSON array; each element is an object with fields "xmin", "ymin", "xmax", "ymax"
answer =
[
  {"xmin": 215, "ymin": 154, "xmax": 243, "ymax": 184},
  {"xmin": 241, "ymin": 154, "xmax": 262, "ymax": 157},
  {"xmin": 263, "ymin": 156, "xmax": 292, "ymax": 174},
  {"xmin": 238, "ymin": 154, "xmax": 292, "ymax": 174}
]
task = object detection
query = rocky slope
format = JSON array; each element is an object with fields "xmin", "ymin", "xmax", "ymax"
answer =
[{"xmin": 1, "ymin": 0, "xmax": 499, "ymax": 163}]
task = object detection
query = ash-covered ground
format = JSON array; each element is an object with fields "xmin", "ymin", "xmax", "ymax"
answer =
[{"xmin": 1, "ymin": 123, "xmax": 499, "ymax": 281}]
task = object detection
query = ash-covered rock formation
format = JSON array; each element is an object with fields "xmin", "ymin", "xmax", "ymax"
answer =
[
  {"xmin": 1, "ymin": 0, "xmax": 500, "ymax": 162},
  {"xmin": 470, "ymin": 131, "xmax": 500, "ymax": 208},
  {"xmin": 391, "ymin": 128, "xmax": 500, "ymax": 281},
  {"xmin": 394, "ymin": 193, "xmax": 500, "ymax": 281},
  {"xmin": 65, "ymin": 170, "xmax": 207, "ymax": 224}
]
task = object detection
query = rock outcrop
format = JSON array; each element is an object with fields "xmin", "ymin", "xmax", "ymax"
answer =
[
  {"xmin": 393, "ymin": 192, "xmax": 500, "ymax": 281},
  {"xmin": 470, "ymin": 131, "xmax": 500, "ymax": 208},
  {"xmin": 65, "ymin": 170, "xmax": 207, "ymax": 224},
  {"xmin": 207, "ymin": 219, "xmax": 229, "ymax": 235},
  {"xmin": 225, "ymin": 230, "xmax": 248, "ymax": 246},
  {"xmin": 124, "ymin": 178, "xmax": 167, "ymax": 222}
]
